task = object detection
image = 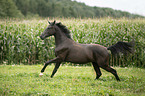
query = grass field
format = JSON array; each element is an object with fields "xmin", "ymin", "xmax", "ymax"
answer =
[
  {"xmin": 0, "ymin": 65, "xmax": 145, "ymax": 96},
  {"xmin": 0, "ymin": 18, "xmax": 145, "ymax": 95}
]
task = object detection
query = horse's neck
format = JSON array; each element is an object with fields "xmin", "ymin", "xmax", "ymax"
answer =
[{"xmin": 54, "ymin": 30, "xmax": 71, "ymax": 47}]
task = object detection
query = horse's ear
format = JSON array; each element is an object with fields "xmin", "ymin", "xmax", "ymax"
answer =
[
  {"xmin": 52, "ymin": 20, "xmax": 56, "ymax": 25},
  {"xmin": 48, "ymin": 21, "xmax": 51, "ymax": 24}
]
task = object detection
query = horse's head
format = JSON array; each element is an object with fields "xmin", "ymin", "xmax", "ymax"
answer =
[{"xmin": 40, "ymin": 20, "xmax": 56, "ymax": 40}]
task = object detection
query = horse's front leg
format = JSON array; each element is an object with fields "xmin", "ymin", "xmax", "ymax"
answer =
[
  {"xmin": 50, "ymin": 62, "xmax": 61, "ymax": 78},
  {"xmin": 40, "ymin": 57, "xmax": 61, "ymax": 76}
]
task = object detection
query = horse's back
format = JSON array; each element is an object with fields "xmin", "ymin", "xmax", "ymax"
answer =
[{"xmin": 82, "ymin": 44, "xmax": 108, "ymax": 55}]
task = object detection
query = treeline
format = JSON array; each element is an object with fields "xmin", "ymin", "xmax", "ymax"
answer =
[{"xmin": 0, "ymin": 0, "xmax": 144, "ymax": 18}]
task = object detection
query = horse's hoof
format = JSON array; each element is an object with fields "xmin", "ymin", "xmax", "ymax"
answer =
[
  {"xmin": 39, "ymin": 73, "xmax": 43, "ymax": 77},
  {"xmin": 94, "ymin": 77, "xmax": 99, "ymax": 80}
]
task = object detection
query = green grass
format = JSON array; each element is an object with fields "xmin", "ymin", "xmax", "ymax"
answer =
[{"xmin": 0, "ymin": 65, "xmax": 145, "ymax": 96}]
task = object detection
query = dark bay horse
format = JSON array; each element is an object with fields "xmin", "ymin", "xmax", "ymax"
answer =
[{"xmin": 39, "ymin": 20, "xmax": 133, "ymax": 81}]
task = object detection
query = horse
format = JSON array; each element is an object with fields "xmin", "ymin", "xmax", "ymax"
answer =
[{"xmin": 39, "ymin": 20, "xmax": 134, "ymax": 81}]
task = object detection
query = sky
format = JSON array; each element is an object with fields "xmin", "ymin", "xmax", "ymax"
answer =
[{"xmin": 75, "ymin": 0, "xmax": 145, "ymax": 16}]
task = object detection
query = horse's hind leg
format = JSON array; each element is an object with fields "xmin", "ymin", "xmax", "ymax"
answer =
[
  {"xmin": 98, "ymin": 56, "xmax": 120, "ymax": 81},
  {"xmin": 101, "ymin": 66, "xmax": 120, "ymax": 81},
  {"xmin": 92, "ymin": 62, "xmax": 102, "ymax": 79}
]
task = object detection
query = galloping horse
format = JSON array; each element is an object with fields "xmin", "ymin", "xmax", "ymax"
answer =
[{"xmin": 39, "ymin": 20, "xmax": 133, "ymax": 81}]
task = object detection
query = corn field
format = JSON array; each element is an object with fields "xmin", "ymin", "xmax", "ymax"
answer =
[{"xmin": 0, "ymin": 18, "xmax": 145, "ymax": 67}]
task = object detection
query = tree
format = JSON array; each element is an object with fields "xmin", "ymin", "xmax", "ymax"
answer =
[
  {"xmin": 0, "ymin": 0, "xmax": 23, "ymax": 17},
  {"xmin": 13, "ymin": 0, "xmax": 30, "ymax": 16},
  {"xmin": 0, "ymin": 0, "xmax": 144, "ymax": 18}
]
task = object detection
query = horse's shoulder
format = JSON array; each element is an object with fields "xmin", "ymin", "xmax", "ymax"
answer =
[
  {"xmin": 55, "ymin": 47, "xmax": 69, "ymax": 61},
  {"xmin": 55, "ymin": 46, "xmax": 69, "ymax": 54}
]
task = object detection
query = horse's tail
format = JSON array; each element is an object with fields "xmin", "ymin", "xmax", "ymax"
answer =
[{"xmin": 107, "ymin": 41, "xmax": 135, "ymax": 55}]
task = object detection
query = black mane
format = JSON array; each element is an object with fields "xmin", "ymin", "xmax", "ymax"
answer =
[{"xmin": 56, "ymin": 22, "xmax": 72, "ymax": 39}]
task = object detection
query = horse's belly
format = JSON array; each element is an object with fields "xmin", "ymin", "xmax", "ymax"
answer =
[
  {"xmin": 65, "ymin": 51, "xmax": 94, "ymax": 64},
  {"xmin": 66, "ymin": 58, "xmax": 90, "ymax": 64}
]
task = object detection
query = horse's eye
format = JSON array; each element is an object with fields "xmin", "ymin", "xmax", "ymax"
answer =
[{"xmin": 48, "ymin": 27, "xmax": 53, "ymax": 29}]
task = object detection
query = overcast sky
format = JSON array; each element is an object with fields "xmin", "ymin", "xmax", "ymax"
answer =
[{"xmin": 75, "ymin": 0, "xmax": 145, "ymax": 16}]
